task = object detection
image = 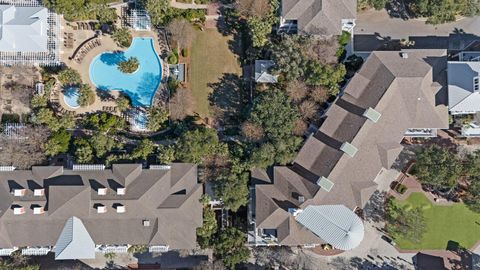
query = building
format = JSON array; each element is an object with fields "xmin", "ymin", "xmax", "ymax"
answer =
[
  {"xmin": 447, "ymin": 52, "xmax": 480, "ymax": 136},
  {"xmin": 249, "ymin": 50, "xmax": 449, "ymax": 249},
  {"xmin": 0, "ymin": 4, "xmax": 59, "ymax": 65},
  {"xmin": 254, "ymin": 60, "xmax": 278, "ymax": 84},
  {"xmin": 0, "ymin": 164, "xmax": 202, "ymax": 259},
  {"xmin": 278, "ymin": 0, "xmax": 356, "ymax": 36}
]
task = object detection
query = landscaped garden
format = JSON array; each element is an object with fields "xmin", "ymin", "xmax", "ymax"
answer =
[{"xmin": 389, "ymin": 192, "xmax": 480, "ymax": 250}]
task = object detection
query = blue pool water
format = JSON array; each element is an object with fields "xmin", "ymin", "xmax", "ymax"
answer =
[
  {"xmin": 89, "ymin": 37, "xmax": 162, "ymax": 107},
  {"xmin": 63, "ymin": 86, "xmax": 80, "ymax": 109}
]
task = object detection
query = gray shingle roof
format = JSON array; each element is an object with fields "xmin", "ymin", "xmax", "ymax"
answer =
[
  {"xmin": 253, "ymin": 50, "xmax": 449, "ymax": 246},
  {"xmin": 281, "ymin": 0, "xmax": 356, "ymax": 36},
  {"xmin": 0, "ymin": 164, "xmax": 202, "ymax": 253}
]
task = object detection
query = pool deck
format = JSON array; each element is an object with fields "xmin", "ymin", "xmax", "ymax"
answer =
[{"xmin": 60, "ymin": 21, "xmax": 168, "ymax": 115}]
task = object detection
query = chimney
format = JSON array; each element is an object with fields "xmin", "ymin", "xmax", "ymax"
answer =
[
  {"xmin": 116, "ymin": 205, "xmax": 126, "ymax": 213},
  {"xmin": 143, "ymin": 219, "xmax": 150, "ymax": 227},
  {"xmin": 33, "ymin": 188, "xmax": 45, "ymax": 196},
  {"xmin": 33, "ymin": 206, "xmax": 44, "ymax": 215},
  {"xmin": 116, "ymin": 187, "xmax": 126, "ymax": 195},
  {"xmin": 401, "ymin": 52, "xmax": 408, "ymax": 59},
  {"xmin": 298, "ymin": 196, "xmax": 305, "ymax": 203},
  {"xmin": 288, "ymin": 208, "xmax": 303, "ymax": 217},
  {"xmin": 12, "ymin": 189, "xmax": 26, "ymax": 197},
  {"xmin": 13, "ymin": 206, "xmax": 25, "ymax": 215},
  {"xmin": 97, "ymin": 205, "xmax": 107, "ymax": 213},
  {"xmin": 97, "ymin": 188, "xmax": 107, "ymax": 196}
]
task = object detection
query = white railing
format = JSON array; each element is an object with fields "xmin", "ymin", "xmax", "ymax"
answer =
[
  {"xmin": 21, "ymin": 247, "xmax": 51, "ymax": 256},
  {"xmin": 149, "ymin": 165, "xmax": 171, "ymax": 170},
  {"xmin": 0, "ymin": 248, "xmax": 17, "ymax": 256},
  {"xmin": 404, "ymin": 128, "xmax": 437, "ymax": 137},
  {"xmin": 72, "ymin": 164, "xmax": 105, "ymax": 171},
  {"xmin": 0, "ymin": 166, "xmax": 16, "ymax": 171},
  {"xmin": 148, "ymin": 245, "xmax": 169, "ymax": 253},
  {"xmin": 95, "ymin": 245, "xmax": 128, "ymax": 253}
]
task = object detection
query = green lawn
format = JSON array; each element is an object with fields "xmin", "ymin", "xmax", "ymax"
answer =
[
  {"xmin": 190, "ymin": 29, "xmax": 242, "ymax": 120},
  {"xmin": 393, "ymin": 192, "xmax": 480, "ymax": 250}
]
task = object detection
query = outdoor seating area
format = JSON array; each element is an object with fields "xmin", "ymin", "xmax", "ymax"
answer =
[
  {"xmin": 71, "ymin": 38, "xmax": 102, "ymax": 64},
  {"xmin": 71, "ymin": 21, "xmax": 98, "ymax": 31},
  {"xmin": 63, "ymin": 32, "xmax": 75, "ymax": 48}
]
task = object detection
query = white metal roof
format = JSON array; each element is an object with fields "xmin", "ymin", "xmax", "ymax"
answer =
[
  {"xmin": 54, "ymin": 217, "xmax": 95, "ymax": 260},
  {"xmin": 0, "ymin": 5, "xmax": 48, "ymax": 52},
  {"xmin": 295, "ymin": 205, "xmax": 364, "ymax": 250},
  {"xmin": 255, "ymin": 60, "xmax": 278, "ymax": 83},
  {"xmin": 448, "ymin": 61, "xmax": 480, "ymax": 113}
]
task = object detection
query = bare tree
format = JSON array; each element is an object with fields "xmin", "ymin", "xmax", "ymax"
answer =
[
  {"xmin": 166, "ymin": 19, "xmax": 197, "ymax": 49},
  {"xmin": 0, "ymin": 125, "xmax": 49, "ymax": 169},
  {"xmin": 235, "ymin": 0, "xmax": 270, "ymax": 17},
  {"xmin": 305, "ymin": 38, "xmax": 340, "ymax": 65},
  {"xmin": 286, "ymin": 80, "xmax": 308, "ymax": 103},
  {"xmin": 169, "ymin": 88, "xmax": 193, "ymax": 120},
  {"xmin": 309, "ymin": 86, "xmax": 329, "ymax": 104},
  {"xmin": 299, "ymin": 99, "xmax": 319, "ymax": 120},
  {"xmin": 241, "ymin": 121, "xmax": 264, "ymax": 142}
]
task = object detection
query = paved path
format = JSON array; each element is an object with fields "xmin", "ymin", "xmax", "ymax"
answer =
[
  {"xmin": 354, "ymin": 9, "xmax": 480, "ymax": 51},
  {"xmin": 170, "ymin": 0, "xmax": 207, "ymax": 9}
]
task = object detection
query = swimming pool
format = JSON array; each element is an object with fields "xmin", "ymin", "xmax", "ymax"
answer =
[
  {"xmin": 89, "ymin": 37, "xmax": 162, "ymax": 107},
  {"xmin": 63, "ymin": 86, "xmax": 80, "ymax": 109}
]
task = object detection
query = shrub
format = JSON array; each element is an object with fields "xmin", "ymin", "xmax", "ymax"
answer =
[
  {"xmin": 182, "ymin": 48, "xmax": 189, "ymax": 57},
  {"xmin": 78, "ymin": 84, "xmax": 96, "ymax": 107},
  {"xmin": 396, "ymin": 184, "xmax": 408, "ymax": 194},
  {"xmin": 1, "ymin": 113, "xmax": 20, "ymax": 123},
  {"xmin": 168, "ymin": 53, "xmax": 178, "ymax": 64}
]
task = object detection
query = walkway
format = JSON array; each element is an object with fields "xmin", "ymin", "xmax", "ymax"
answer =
[{"xmin": 170, "ymin": 0, "xmax": 207, "ymax": 9}]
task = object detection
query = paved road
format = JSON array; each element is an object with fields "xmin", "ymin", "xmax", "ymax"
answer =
[{"xmin": 354, "ymin": 9, "xmax": 480, "ymax": 51}]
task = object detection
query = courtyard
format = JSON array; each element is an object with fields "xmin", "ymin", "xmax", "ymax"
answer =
[{"xmin": 392, "ymin": 192, "xmax": 480, "ymax": 250}]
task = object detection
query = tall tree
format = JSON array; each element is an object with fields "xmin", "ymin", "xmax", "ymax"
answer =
[
  {"xmin": 147, "ymin": 106, "xmax": 169, "ymax": 132},
  {"xmin": 215, "ymin": 172, "xmax": 249, "ymax": 212},
  {"xmin": 175, "ymin": 128, "xmax": 228, "ymax": 164},
  {"xmin": 414, "ymin": 145, "xmax": 463, "ymax": 191},
  {"xmin": 214, "ymin": 227, "xmax": 250, "ymax": 270},
  {"xmin": 385, "ymin": 198, "xmax": 427, "ymax": 243},
  {"xmin": 74, "ymin": 138, "xmax": 94, "ymax": 163},
  {"xmin": 132, "ymin": 139, "xmax": 156, "ymax": 160},
  {"xmin": 45, "ymin": 129, "xmax": 71, "ymax": 157},
  {"xmin": 143, "ymin": 0, "xmax": 170, "ymax": 26}
]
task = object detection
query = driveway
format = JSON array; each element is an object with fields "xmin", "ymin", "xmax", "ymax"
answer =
[{"xmin": 354, "ymin": 9, "xmax": 480, "ymax": 52}]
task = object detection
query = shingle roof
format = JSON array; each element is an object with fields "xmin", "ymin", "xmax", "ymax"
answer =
[
  {"xmin": 255, "ymin": 60, "xmax": 278, "ymax": 83},
  {"xmin": 281, "ymin": 0, "xmax": 356, "ymax": 36},
  {"xmin": 253, "ymin": 50, "xmax": 449, "ymax": 247},
  {"xmin": 0, "ymin": 164, "xmax": 202, "ymax": 253},
  {"xmin": 0, "ymin": 5, "xmax": 48, "ymax": 52}
]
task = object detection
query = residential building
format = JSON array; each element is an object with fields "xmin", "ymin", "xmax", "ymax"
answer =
[
  {"xmin": 254, "ymin": 60, "xmax": 278, "ymax": 84},
  {"xmin": 447, "ymin": 52, "xmax": 480, "ymax": 136},
  {"xmin": 0, "ymin": 4, "xmax": 60, "ymax": 66},
  {"xmin": 0, "ymin": 164, "xmax": 202, "ymax": 259},
  {"xmin": 278, "ymin": 0, "xmax": 356, "ymax": 36},
  {"xmin": 249, "ymin": 50, "xmax": 449, "ymax": 250}
]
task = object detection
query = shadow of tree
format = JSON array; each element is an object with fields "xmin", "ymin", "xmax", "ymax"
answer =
[
  {"xmin": 207, "ymin": 73, "xmax": 243, "ymax": 126},
  {"xmin": 96, "ymin": 88, "xmax": 115, "ymax": 101},
  {"xmin": 363, "ymin": 190, "xmax": 387, "ymax": 223},
  {"xmin": 100, "ymin": 51, "xmax": 126, "ymax": 66},
  {"xmin": 329, "ymin": 256, "xmax": 411, "ymax": 270},
  {"xmin": 385, "ymin": 0, "xmax": 411, "ymax": 20}
]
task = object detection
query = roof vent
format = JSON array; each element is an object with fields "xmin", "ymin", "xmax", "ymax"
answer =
[
  {"xmin": 363, "ymin": 107, "xmax": 381, "ymax": 123},
  {"xmin": 12, "ymin": 189, "xmax": 26, "ymax": 197},
  {"xmin": 401, "ymin": 52, "xmax": 408, "ymax": 59},
  {"xmin": 97, "ymin": 205, "xmax": 107, "ymax": 213},
  {"xmin": 33, "ymin": 206, "xmax": 44, "ymax": 215},
  {"xmin": 316, "ymin": 177, "xmax": 334, "ymax": 192},
  {"xmin": 340, "ymin": 142, "xmax": 358, "ymax": 157},
  {"xmin": 116, "ymin": 187, "xmax": 126, "ymax": 195},
  {"xmin": 97, "ymin": 188, "xmax": 107, "ymax": 196},
  {"xmin": 288, "ymin": 208, "xmax": 303, "ymax": 217},
  {"xmin": 143, "ymin": 220, "xmax": 150, "ymax": 227},
  {"xmin": 34, "ymin": 188, "xmax": 45, "ymax": 196},
  {"xmin": 298, "ymin": 196, "xmax": 305, "ymax": 203},
  {"xmin": 13, "ymin": 206, "xmax": 25, "ymax": 215},
  {"xmin": 116, "ymin": 205, "xmax": 126, "ymax": 213}
]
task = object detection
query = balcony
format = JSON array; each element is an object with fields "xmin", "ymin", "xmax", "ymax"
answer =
[{"xmin": 404, "ymin": 128, "xmax": 438, "ymax": 137}]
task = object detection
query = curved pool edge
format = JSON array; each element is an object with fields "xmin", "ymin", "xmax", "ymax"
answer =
[{"xmin": 88, "ymin": 37, "xmax": 163, "ymax": 108}]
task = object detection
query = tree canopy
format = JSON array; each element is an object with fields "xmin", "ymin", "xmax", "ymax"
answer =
[
  {"xmin": 58, "ymin": 68, "xmax": 81, "ymax": 85},
  {"xmin": 147, "ymin": 107, "xmax": 169, "ymax": 132},
  {"xmin": 175, "ymin": 128, "xmax": 228, "ymax": 164},
  {"xmin": 413, "ymin": 145, "xmax": 463, "ymax": 190},
  {"xmin": 214, "ymin": 227, "xmax": 250, "ymax": 269},
  {"xmin": 385, "ymin": 197, "xmax": 427, "ymax": 243},
  {"xmin": 215, "ymin": 172, "xmax": 249, "ymax": 212},
  {"xmin": 45, "ymin": 129, "xmax": 71, "ymax": 157},
  {"xmin": 112, "ymin": 27, "xmax": 132, "ymax": 48},
  {"xmin": 78, "ymin": 84, "xmax": 95, "ymax": 107}
]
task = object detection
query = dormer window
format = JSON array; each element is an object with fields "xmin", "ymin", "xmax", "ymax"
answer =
[
  {"xmin": 116, "ymin": 205, "xmax": 126, "ymax": 213},
  {"xmin": 34, "ymin": 188, "xmax": 44, "ymax": 196},
  {"xmin": 33, "ymin": 206, "xmax": 44, "ymax": 215},
  {"xmin": 12, "ymin": 189, "xmax": 26, "ymax": 197},
  {"xmin": 97, "ymin": 205, "xmax": 107, "ymax": 213},
  {"xmin": 13, "ymin": 206, "xmax": 25, "ymax": 215},
  {"xmin": 474, "ymin": 77, "xmax": 479, "ymax": 92},
  {"xmin": 97, "ymin": 188, "xmax": 107, "ymax": 196},
  {"xmin": 116, "ymin": 187, "xmax": 126, "ymax": 195}
]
